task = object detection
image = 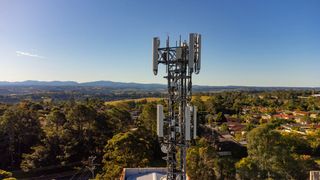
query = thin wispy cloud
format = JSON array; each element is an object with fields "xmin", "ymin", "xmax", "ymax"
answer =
[{"xmin": 16, "ymin": 51, "xmax": 46, "ymax": 59}]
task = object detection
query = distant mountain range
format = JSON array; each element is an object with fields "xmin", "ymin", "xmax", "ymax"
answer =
[
  {"xmin": 0, "ymin": 80, "xmax": 79, "ymax": 86},
  {"xmin": 0, "ymin": 80, "xmax": 165, "ymax": 89},
  {"xmin": 0, "ymin": 80, "xmax": 319, "ymax": 91}
]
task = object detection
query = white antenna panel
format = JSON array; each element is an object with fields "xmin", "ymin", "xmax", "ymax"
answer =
[
  {"xmin": 193, "ymin": 106, "xmax": 197, "ymax": 139},
  {"xmin": 176, "ymin": 47, "xmax": 182, "ymax": 60},
  {"xmin": 153, "ymin": 37, "xmax": 160, "ymax": 75},
  {"xmin": 188, "ymin": 33, "xmax": 195, "ymax": 72},
  {"xmin": 196, "ymin": 34, "xmax": 201, "ymax": 74},
  {"xmin": 185, "ymin": 106, "xmax": 191, "ymax": 141},
  {"xmin": 157, "ymin": 104, "xmax": 164, "ymax": 137}
]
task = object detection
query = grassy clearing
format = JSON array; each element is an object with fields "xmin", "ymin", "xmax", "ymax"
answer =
[
  {"xmin": 105, "ymin": 97, "xmax": 162, "ymax": 106},
  {"xmin": 197, "ymin": 95, "xmax": 211, "ymax": 101},
  {"xmin": 105, "ymin": 95, "xmax": 212, "ymax": 106}
]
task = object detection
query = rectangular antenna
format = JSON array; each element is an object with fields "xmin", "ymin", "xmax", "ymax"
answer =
[
  {"xmin": 189, "ymin": 33, "xmax": 195, "ymax": 72},
  {"xmin": 185, "ymin": 106, "xmax": 191, "ymax": 141},
  {"xmin": 193, "ymin": 106, "xmax": 197, "ymax": 139},
  {"xmin": 153, "ymin": 37, "xmax": 160, "ymax": 75},
  {"xmin": 157, "ymin": 104, "xmax": 164, "ymax": 137},
  {"xmin": 176, "ymin": 47, "xmax": 182, "ymax": 60},
  {"xmin": 196, "ymin": 34, "xmax": 201, "ymax": 72}
]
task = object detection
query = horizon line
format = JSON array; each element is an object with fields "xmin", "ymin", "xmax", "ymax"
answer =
[{"xmin": 0, "ymin": 80, "xmax": 320, "ymax": 88}]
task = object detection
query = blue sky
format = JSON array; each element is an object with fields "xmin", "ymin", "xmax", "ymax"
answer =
[{"xmin": 0, "ymin": 0, "xmax": 319, "ymax": 86}]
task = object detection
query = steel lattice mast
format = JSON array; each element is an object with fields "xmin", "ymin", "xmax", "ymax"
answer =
[{"xmin": 153, "ymin": 33, "xmax": 201, "ymax": 180}]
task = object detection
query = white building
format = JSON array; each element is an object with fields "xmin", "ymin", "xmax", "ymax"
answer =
[
  {"xmin": 121, "ymin": 168, "xmax": 166, "ymax": 180},
  {"xmin": 120, "ymin": 168, "xmax": 190, "ymax": 180}
]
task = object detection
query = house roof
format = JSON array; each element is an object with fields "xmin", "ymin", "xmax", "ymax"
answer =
[
  {"xmin": 227, "ymin": 122, "xmax": 245, "ymax": 132},
  {"xmin": 126, "ymin": 172, "xmax": 166, "ymax": 180},
  {"xmin": 121, "ymin": 168, "xmax": 167, "ymax": 180}
]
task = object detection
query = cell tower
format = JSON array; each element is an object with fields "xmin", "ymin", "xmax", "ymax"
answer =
[{"xmin": 152, "ymin": 33, "xmax": 201, "ymax": 180}]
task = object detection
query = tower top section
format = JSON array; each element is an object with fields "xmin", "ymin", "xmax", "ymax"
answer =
[{"xmin": 152, "ymin": 33, "xmax": 201, "ymax": 76}]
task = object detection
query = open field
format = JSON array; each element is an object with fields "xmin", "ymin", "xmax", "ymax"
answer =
[
  {"xmin": 105, "ymin": 97, "xmax": 162, "ymax": 106},
  {"xmin": 104, "ymin": 96, "xmax": 212, "ymax": 106},
  {"xmin": 198, "ymin": 95, "xmax": 211, "ymax": 101}
]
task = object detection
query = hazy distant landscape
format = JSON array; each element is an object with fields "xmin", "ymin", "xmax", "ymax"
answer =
[{"xmin": 1, "ymin": 80, "xmax": 319, "ymax": 102}]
